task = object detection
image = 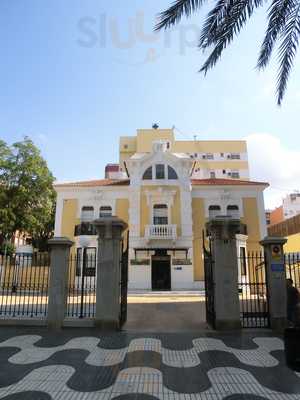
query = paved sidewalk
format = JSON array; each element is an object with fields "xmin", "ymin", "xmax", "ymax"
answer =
[{"xmin": 0, "ymin": 327, "xmax": 299, "ymax": 399}]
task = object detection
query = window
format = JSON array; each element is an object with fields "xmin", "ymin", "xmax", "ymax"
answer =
[
  {"xmin": 168, "ymin": 165, "xmax": 178, "ymax": 179},
  {"xmin": 206, "ymin": 153, "xmax": 214, "ymax": 160},
  {"xmin": 142, "ymin": 166, "xmax": 152, "ymax": 180},
  {"xmin": 227, "ymin": 205, "xmax": 240, "ymax": 218},
  {"xmin": 166, "ymin": 142, "xmax": 170, "ymax": 149},
  {"xmin": 231, "ymin": 171, "xmax": 240, "ymax": 179},
  {"xmin": 100, "ymin": 206, "xmax": 112, "ymax": 217},
  {"xmin": 223, "ymin": 169, "xmax": 226, "ymax": 174},
  {"xmin": 156, "ymin": 164, "xmax": 165, "ymax": 179},
  {"xmin": 210, "ymin": 171, "xmax": 216, "ymax": 179},
  {"xmin": 240, "ymin": 247, "xmax": 247, "ymax": 276},
  {"xmin": 209, "ymin": 205, "xmax": 221, "ymax": 219},
  {"xmin": 124, "ymin": 144, "xmax": 128, "ymax": 149},
  {"xmin": 153, "ymin": 204, "xmax": 168, "ymax": 225},
  {"xmin": 230, "ymin": 153, "xmax": 241, "ymax": 160},
  {"xmin": 81, "ymin": 206, "xmax": 94, "ymax": 221},
  {"xmin": 220, "ymin": 153, "xmax": 224, "ymax": 157}
]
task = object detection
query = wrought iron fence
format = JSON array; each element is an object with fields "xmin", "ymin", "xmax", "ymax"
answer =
[
  {"xmin": 285, "ymin": 253, "xmax": 300, "ymax": 288},
  {"xmin": 66, "ymin": 250, "xmax": 96, "ymax": 318},
  {"xmin": 0, "ymin": 253, "xmax": 50, "ymax": 318},
  {"xmin": 238, "ymin": 252, "xmax": 270, "ymax": 328}
]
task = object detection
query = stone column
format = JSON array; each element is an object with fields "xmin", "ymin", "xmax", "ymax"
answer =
[
  {"xmin": 47, "ymin": 237, "xmax": 74, "ymax": 329},
  {"xmin": 93, "ymin": 217, "xmax": 128, "ymax": 330},
  {"xmin": 260, "ymin": 237, "xmax": 287, "ymax": 331},
  {"xmin": 206, "ymin": 218, "xmax": 241, "ymax": 330}
]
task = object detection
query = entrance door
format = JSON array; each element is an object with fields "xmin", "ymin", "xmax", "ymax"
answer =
[{"xmin": 151, "ymin": 251, "xmax": 171, "ymax": 291}]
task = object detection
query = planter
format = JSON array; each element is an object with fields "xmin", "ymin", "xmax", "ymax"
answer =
[{"xmin": 284, "ymin": 327, "xmax": 300, "ymax": 371}]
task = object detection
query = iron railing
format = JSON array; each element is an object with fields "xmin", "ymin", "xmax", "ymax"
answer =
[
  {"xmin": 66, "ymin": 252, "xmax": 96, "ymax": 318},
  {"xmin": 238, "ymin": 252, "xmax": 270, "ymax": 328},
  {"xmin": 0, "ymin": 253, "xmax": 50, "ymax": 318},
  {"xmin": 285, "ymin": 253, "xmax": 300, "ymax": 288}
]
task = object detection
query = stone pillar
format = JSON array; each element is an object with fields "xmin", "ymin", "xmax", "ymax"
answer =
[
  {"xmin": 206, "ymin": 218, "xmax": 241, "ymax": 330},
  {"xmin": 47, "ymin": 237, "xmax": 74, "ymax": 329},
  {"xmin": 93, "ymin": 217, "xmax": 128, "ymax": 330},
  {"xmin": 260, "ymin": 237, "xmax": 287, "ymax": 331}
]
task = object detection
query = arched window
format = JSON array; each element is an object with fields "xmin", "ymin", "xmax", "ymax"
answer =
[
  {"xmin": 153, "ymin": 204, "xmax": 168, "ymax": 225},
  {"xmin": 81, "ymin": 206, "xmax": 94, "ymax": 221},
  {"xmin": 209, "ymin": 205, "xmax": 221, "ymax": 219},
  {"xmin": 155, "ymin": 164, "xmax": 165, "ymax": 179},
  {"xmin": 168, "ymin": 165, "xmax": 178, "ymax": 179},
  {"xmin": 142, "ymin": 166, "xmax": 152, "ymax": 180},
  {"xmin": 227, "ymin": 205, "xmax": 240, "ymax": 218},
  {"xmin": 100, "ymin": 206, "xmax": 112, "ymax": 217}
]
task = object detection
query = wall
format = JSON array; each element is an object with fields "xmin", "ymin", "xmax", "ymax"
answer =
[
  {"xmin": 270, "ymin": 206, "xmax": 284, "ymax": 226},
  {"xmin": 241, "ymin": 198, "xmax": 261, "ymax": 253},
  {"xmin": 61, "ymin": 199, "xmax": 79, "ymax": 242},
  {"xmin": 284, "ymin": 233, "xmax": 300, "ymax": 253},
  {"xmin": 192, "ymin": 198, "xmax": 206, "ymax": 281}
]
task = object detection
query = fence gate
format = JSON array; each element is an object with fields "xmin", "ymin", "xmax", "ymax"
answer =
[
  {"xmin": 238, "ymin": 252, "xmax": 270, "ymax": 328},
  {"xmin": 66, "ymin": 249, "xmax": 96, "ymax": 319},
  {"xmin": 203, "ymin": 233, "xmax": 216, "ymax": 329},
  {"xmin": 119, "ymin": 232, "xmax": 129, "ymax": 328},
  {"xmin": 285, "ymin": 252, "xmax": 300, "ymax": 288}
]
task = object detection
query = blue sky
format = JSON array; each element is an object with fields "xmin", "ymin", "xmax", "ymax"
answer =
[{"xmin": 1, "ymin": 0, "xmax": 300, "ymax": 208}]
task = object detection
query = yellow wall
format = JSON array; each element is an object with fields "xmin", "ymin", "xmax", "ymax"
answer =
[
  {"xmin": 194, "ymin": 161, "xmax": 248, "ymax": 170},
  {"xmin": 192, "ymin": 198, "xmax": 206, "ymax": 281},
  {"xmin": 116, "ymin": 199, "xmax": 129, "ymax": 225},
  {"xmin": 140, "ymin": 186, "xmax": 181, "ymax": 237},
  {"xmin": 136, "ymin": 129, "xmax": 174, "ymax": 153},
  {"xmin": 284, "ymin": 233, "xmax": 300, "ymax": 253},
  {"xmin": 61, "ymin": 199, "xmax": 79, "ymax": 241},
  {"xmin": 172, "ymin": 140, "xmax": 247, "ymax": 153},
  {"xmin": 241, "ymin": 198, "xmax": 262, "ymax": 253}
]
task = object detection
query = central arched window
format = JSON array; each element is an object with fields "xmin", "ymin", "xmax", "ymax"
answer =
[
  {"xmin": 99, "ymin": 206, "xmax": 112, "ymax": 217},
  {"xmin": 142, "ymin": 165, "xmax": 178, "ymax": 180},
  {"xmin": 209, "ymin": 205, "xmax": 221, "ymax": 219},
  {"xmin": 153, "ymin": 204, "xmax": 168, "ymax": 225},
  {"xmin": 81, "ymin": 206, "xmax": 94, "ymax": 221}
]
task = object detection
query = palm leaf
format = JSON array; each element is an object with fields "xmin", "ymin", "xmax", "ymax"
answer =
[
  {"xmin": 200, "ymin": 0, "xmax": 264, "ymax": 74},
  {"xmin": 276, "ymin": 0, "xmax": 300, "ymax": 104},
  {"xmin": 155, "ymin": 0, "xmax": 205, "ymax": 31},
  {"xmin": 257, "ymin": 0, "xmax": 294, "ymax": 69}
]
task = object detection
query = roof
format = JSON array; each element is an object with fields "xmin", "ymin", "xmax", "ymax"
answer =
[
  {"xmin": 54, "ymin": 179, "xmax": 130, "ymax": 188},
  {"xmin": 191, "ymin": 178, "xmax": 269, "ymax": 187}
]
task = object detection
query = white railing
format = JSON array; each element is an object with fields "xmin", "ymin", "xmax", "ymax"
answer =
[{"xmin": 145, "ymin": 225, "xmax": 177, "ymax": 241}]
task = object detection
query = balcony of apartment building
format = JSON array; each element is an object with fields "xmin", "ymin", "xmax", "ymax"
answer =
[
  {"xmin": 74, "ymin": 206, "xmax": 112, "ymax": 237},
  {"xmin": 145, "ymin": 204, "xmax": 177, "ymax": 242}
]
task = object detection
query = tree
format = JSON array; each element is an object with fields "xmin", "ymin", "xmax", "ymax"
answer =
[
  {"xmin": 156, "ymin": 0, "xmax": 300, "ymax": 105},
  {"xmin": 0, "ymin": 137, "xmax": 56, "ymax": 250}
]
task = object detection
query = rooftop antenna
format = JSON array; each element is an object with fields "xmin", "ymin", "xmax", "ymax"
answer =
[{"xmin": 152, "ymin": 123, "xmax": 159, "ymax": 130}]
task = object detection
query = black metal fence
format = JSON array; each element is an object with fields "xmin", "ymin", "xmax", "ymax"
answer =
[
  {"xmin": 203, "ymin": 235, "xmax": 216, "ymax": 329},
  {"xmin": 238, "ymin": 252, "xmax": 270, "ymax": 328},
  {"xmin": 66, "ymin": 250, "xmax": 96, "ymax": 318},
  {"xmin": 0, "ymin": 253, "xmax": 50, "ymax": 318},
  {"xmin": 285, "ymin": 253, "xmax": 300, "ymax": 288}
]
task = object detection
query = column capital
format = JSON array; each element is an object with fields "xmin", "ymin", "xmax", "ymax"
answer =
[
  {"xmin": 48, "ymin": 237, "xmax": 74, "ymax": 247},
  {"xmin": 260, "ymin": 236, "xmax": 287, "ymax": 247}
]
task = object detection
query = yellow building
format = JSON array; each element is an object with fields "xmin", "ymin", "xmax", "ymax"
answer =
[{"xmin": 54, "ymin": 128, "xmax": 268, "ymax": 290}]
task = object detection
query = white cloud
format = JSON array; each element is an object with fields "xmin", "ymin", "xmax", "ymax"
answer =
[{"xmin": 245, "ymin": 133, "xmax": 300, "ymax": 209}]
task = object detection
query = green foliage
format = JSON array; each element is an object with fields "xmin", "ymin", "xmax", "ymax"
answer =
[
  {"xmin": 156, "ymin": 0, "xmax": 300, "ymax": 105},
  {"xmin": 0, "ymin": 241, "xmax": 15, "ymax": 256},
  {"xmin": 0, "ymin": 137, "xmax": 56, "ymax": 250}
]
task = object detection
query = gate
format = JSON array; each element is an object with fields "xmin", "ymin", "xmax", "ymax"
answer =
[
  {"xmin": 238, "ymin": 251, "xmax": 270, "ymax": 328},
  {"xmin": 203, "ymin": 232, "xmax": 216, "ymax": 329},
  {"xmin": 66, "ymin": 250, "xmax": 96, "ymax": 318},
  {"xmin": 119, "ymin": 231, "xmax": 129, "ymax": 328},
  {"xmin": 285, "ymin": 252, "xmax": 300, "ymax": 288}
]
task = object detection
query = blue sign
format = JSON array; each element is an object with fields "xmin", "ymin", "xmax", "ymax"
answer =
[{"xmin": 271, "ymin": 263, "xmax": 284, "ymax": 272}]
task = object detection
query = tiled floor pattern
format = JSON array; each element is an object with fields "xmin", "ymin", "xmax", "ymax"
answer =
[{"xmin": 0, "ymin": 329, "xmax": 299, "ymax": 399}]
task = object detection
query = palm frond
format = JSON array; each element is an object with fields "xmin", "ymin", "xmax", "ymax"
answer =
[
  {"xmin": 155, "ymin": 0, "xmax": 205, "ymax": 31},
  {"xmin": 276, "ymin": 0, "xmax": 300, "ymax": 105},
  {"xmin": 257, "ymin": 0, "xmax": 294, "ymax": 69},
  {"xmin": 199, "ymin": 0, "xmax": 264, "ymax": 74}
]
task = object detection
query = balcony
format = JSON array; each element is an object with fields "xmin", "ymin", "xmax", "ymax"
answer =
[
  {"xmin": 74, "ymin": 222, "xmax": 97, "ymax": 237},
  {"xmin": 145, "ymin": 225, "xmax": 177, "ymax": 241}
]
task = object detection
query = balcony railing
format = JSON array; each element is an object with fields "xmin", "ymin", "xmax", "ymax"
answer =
[
  {"xmin": 145, "ymin": 224, "xmax": 177, "ymax": 241},
  {"xmin": 74, "ymin": 222, "xmax": 97, "ymax": 237}
]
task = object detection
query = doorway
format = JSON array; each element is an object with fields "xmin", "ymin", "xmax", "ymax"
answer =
[{"xmin": 151, "ymin": 250, "xmax": 171, "ymax": 290}]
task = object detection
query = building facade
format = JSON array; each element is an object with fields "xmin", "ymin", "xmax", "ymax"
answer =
[{"xmin": 54, "ymin": 128, "xmax": 268, "ymax": 290}]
